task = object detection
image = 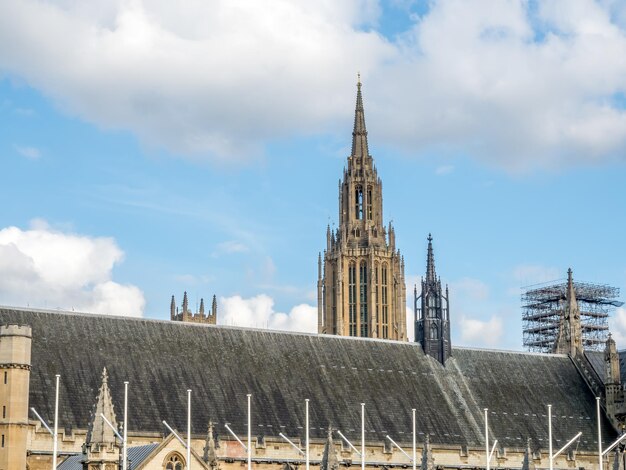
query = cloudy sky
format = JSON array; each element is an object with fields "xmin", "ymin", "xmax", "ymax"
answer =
[{"xmin": 1, "ymin": 0, "xmax": 625, "ymax": 350}]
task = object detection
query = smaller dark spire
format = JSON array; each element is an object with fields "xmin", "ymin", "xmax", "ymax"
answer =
[
  {"xmin": 170, "ymin": 295, "xmax": 176, "ymax": 320},
  {"xmin": 522, "ymin": 438, "xmax": 536, "ymax": 470},
  {"xmin": 199, "ymin": 298, "xmax": 205, "ymax": 315},
  {"xmin": 212, "ymin": 295, "xmax": 218, "ymax": 318},
  {"xmin": 426, "ymin": 234, "xmax": 436, "ymax": 282}
]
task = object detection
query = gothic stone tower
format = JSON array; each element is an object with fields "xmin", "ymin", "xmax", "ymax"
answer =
[
  {"xmin": 414, "ymin": 235, "xmax": 451, "ymax": 364},
  {"xmin": 318, "ymin": 79, "xmax": 407, "ymax": 341},
  {"xmin": 0, "ymin": 325, "xmax": 31, "ymax": 470}
]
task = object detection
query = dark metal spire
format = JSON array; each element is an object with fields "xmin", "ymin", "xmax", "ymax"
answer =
[
  {"xmin": 426, "ymin": 233, "xmax": 436, "ymax": 282},
  {"xmin": 351, "ymin": 74, "xmax": 369, "ymax": 159}
]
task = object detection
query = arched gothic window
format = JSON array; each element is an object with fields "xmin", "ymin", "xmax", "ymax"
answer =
[
  {"xmin": 359, "ymin": 262, "xmax": 368, "ymax": 337},
  {"xmin": 165, "ymin": 452, "xmax": 185, "ymax": 470},
  {"xmin": 349, "ymin": 263, "xmax": 357, "ymax": 336},
  {"xmin": 355, "ymin": 186, "xmax": 363, "ymax": 220},
  {"xmin": 381, "ymin": 263, "xmax": 389, "ymax": 339},
  {"xmin": 430, "ymin": 324, "xmax": 438, "ymax": 340}
]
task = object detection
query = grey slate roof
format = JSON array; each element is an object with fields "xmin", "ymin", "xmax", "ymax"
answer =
[
  {"xmin": 57, "ymin": 444, "xmax": 158, "ymax": 470},
  {"xmin": 0, "ymin": 307, "xmax": 616, "ymax": 452},
  {"xmin": 588, "ymin": 350, "xmax": 626, "ymax": 385},
  {"xmin": 586, "ymin": 351, "xmax": 605, "ymax": 383},
  {"xmin": 619, "ymin": 351, "xmax": 626, "ymax": 381},
  {"xmin": 57, "ymin": 454, "xmax": 82, "ymax": 470}
]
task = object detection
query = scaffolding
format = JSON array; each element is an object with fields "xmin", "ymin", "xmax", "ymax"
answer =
[{"xmin": 522, "ymin": 277, "xmax": 623, "ymax": 353}]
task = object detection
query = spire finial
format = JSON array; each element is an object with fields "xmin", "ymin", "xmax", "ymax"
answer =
[
  {"xmin": 351, "ymin": 77, "xmax": 369, "ymax": 159},
  {"xmin": 357, "ymin": 72, "xmax": 361, "ymax": 86},
  {"xmin": 426, "ymin": 234, "xmax": 436, "ymax": 282},
  {"xmin": 86, "ymin": 366, "xmax": 117, "ymax": 447}
]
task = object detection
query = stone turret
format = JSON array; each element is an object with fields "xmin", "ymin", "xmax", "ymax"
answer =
[
  {"xmin": 0, "ymin": 325, "xmax": 32, "ymax": 470},
  {"xmin": 604, "ymin": 333, "xmax": 624, "ymax": 429},
  {"xmin": 171, "ymin": 292, "xmax": 218, "ymax": 325},
  {"xmin": 84, "ymin": 367, "xmax": 120, "ymax": 469}
]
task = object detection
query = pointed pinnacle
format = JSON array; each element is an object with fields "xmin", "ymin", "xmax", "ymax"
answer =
[
  {"xmin": 351, "ymin": 78, "xmax": 369, "ymax": 159},
  {"xmin": 426, "ymin": 234, "xmax": 436, "ymax": 282}
]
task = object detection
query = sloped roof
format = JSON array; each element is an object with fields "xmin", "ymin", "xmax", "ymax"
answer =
[
  {"xmin": 0, "ymin": 307, "xmax": 616, "ymax": 452},
  {"xmin": 587, "ymin": 349, "xmax": 626, "ymax": 385},
  {"xmin": 57, "ymin": 444, "xmax": 158, "ymax": 470},
  {"xmin": 586, "ymin": 351, "xmax": 606, "ymax": 383}
]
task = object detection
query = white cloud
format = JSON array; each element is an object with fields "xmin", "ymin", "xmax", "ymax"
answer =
[
  {"xmin": 0, "ymin": 221, "xmax": 145, "ymax": 316},
  {"xmin": 435, "ymin": 164, "xmax": 455, "ymax": 175},
  {"xmin": 219, "ymin": 294, "xmax": 317, "ymax": 332},
  {"xmin": 14, "ymin": 145, "xmax": 41, "ymax": 160},
  {"xmin": 2, "ymin": 1, "xmax": 626, "ymax": 169},
  {"xmin": 450, "ymin": 277, "xmax": 490, "ymax": 301},
  {"xmin": 0, "ymin": 0, "xmax": 391, "ymax": 163},
  {"xmin": 459, "ymin": 314, "xmax": 504, "ymax": 347},
  {"xmin": 609, "ymin": 307, "xmax": 626, "ymax": 346},
  {"xmin": 211, "ymin": 240, "xmax": 249, "ymax": 257}
]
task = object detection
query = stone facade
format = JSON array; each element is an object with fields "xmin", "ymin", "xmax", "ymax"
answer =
[
  {"xmin": 0, "ymin": 324, "xmax": 31, "ymax": 470},
  {"xmin": 318, "ymin": 80, "xmax": 406, "ymax": 340},
  {"xmin": 171, "ymin": 292, "xmax": 217, "ymax": 325}
]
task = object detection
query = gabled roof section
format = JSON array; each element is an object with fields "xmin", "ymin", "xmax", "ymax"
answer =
[
  {"xmin": 134, "ymin": 433, "xmax": 208, "ymax": 470},
  {"xmin": 0, "ymin": 307, "xmax": 617, "ymax": 452}
]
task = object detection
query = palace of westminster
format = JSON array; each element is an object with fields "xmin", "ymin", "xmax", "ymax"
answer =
[{"xmin": 0, "ymin": 81, "xmax": 623, "ymax": 470}]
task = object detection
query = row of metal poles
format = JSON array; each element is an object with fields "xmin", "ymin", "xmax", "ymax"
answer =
[{"xmin": 30, "ymin": 376, "xmax": 626, "ymax": 470}]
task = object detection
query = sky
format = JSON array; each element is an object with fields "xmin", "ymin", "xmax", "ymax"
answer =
[{"xmin": 1, "ymin": 0, "xmax": 626, "ymax": 351}]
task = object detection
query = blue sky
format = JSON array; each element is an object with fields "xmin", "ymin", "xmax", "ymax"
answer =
[{"xmin": 1, "ymin": 0, "xmax": 626, "ymax": 350}]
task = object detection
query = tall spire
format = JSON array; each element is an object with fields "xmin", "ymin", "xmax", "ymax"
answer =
[
  {"xmin": 567, "ymin": 268, "xmax": 576, "ymax": 310},
  {"xmin": 86, "ymin": 367, "xmax": 118, "ymax": 447},
  {"xmin": 351, "ymin": 75, "xmax": 369, "ymax": 159},
  {"xmin": 426, "ymin": 234, "xmax": 436, "ymax": 282}
]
